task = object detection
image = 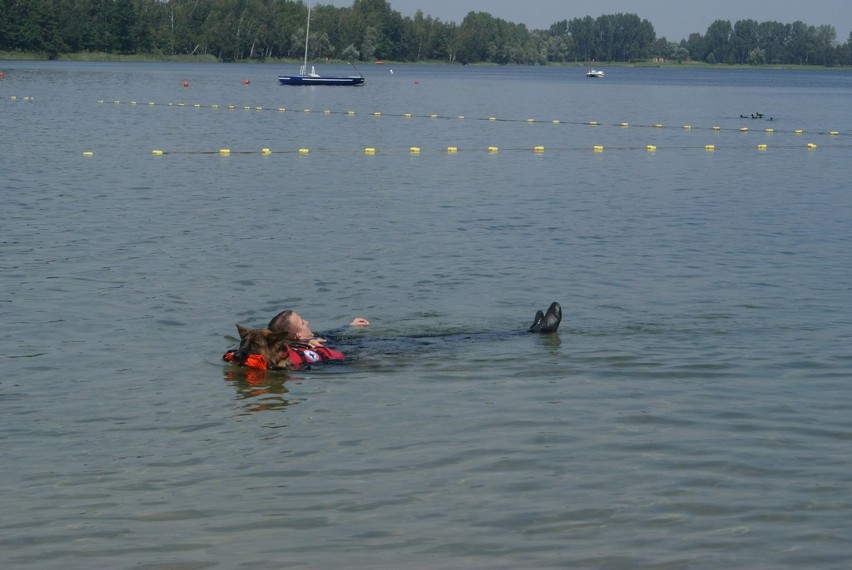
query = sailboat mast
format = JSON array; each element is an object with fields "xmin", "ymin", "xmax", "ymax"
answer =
[{"xmin": 302, "ymin": 5, "xmax": 311, "ymax": 74}]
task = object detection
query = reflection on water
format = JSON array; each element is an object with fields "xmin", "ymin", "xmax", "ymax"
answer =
[{"xmin": 223, "ymin": 365, "xmax": 299, "ymax": 413}]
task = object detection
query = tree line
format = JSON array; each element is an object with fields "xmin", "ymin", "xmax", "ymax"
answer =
[{"xmin": 2, "ymin": 0, "xmax": 850, "ymax": 66}]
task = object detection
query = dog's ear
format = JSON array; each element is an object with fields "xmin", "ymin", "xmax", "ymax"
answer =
[
  {"xmin": 268, "ymin": 330, "xmax": 292, "ymax": 347},
  {"xmin": 236, "ymin": 324, "xmax": 251, "ymax": 339}
]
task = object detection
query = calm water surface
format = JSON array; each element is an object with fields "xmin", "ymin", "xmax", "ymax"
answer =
[{"xmin": 2, "ymin": 61, "xmax": 851, "ymax": 569}]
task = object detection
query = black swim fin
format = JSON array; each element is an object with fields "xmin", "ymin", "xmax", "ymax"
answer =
[{"xmin": 529, "ymin": 302, "xmax": 561, "ymax": 333}]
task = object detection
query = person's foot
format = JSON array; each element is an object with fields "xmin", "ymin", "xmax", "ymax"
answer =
[
  {"xmin": 529, "ymin": 302, "xmax": 561, "ymax": 333},
  {"xmin": 529, "ymin": 310, "xmax": 545, "ymax": 331}
]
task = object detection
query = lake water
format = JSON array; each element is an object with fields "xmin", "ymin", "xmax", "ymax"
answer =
[{"xmin": 2, "ymin": 61, "xmax": 851, "ymax": 569}]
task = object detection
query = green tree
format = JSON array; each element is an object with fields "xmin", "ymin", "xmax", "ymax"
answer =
[
  {"xmin": 813, "ymin": 24, "xmax": 837, "ymax": 65},
  {"xmin": 6, "ymin": 0, "xmax": 65, "ymax": 56},
  {"xmin": 360, "ymin": 25, "xmax": 378, "ymax": 60},
  {"xmin": 1, "ymin": 0, "xmax": 848, "ymax": 65},
  {"xmin": 757, "ymin": 21, "xmax": 788, "ymax": 63},
  {"xmin": 704, "ymin": 19, "xmax": 732, "ymax": 63},
  {"xmin": 349, "ymin": 0, "xmax": 404, "ymax": 60},
  {"xmin": 683, "ymin": 32, "xmax": 705, "ymax": 61},
  {"xmin": 568, "ymin": 16, "xmax": 597, "ymax": 61},
  {"xmin": 731, "ymin": 19, "xmax": 759, "ymax": 64}
]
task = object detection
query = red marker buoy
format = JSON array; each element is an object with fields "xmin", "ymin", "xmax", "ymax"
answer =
[
  {"xmin": 242, "ymin": 79, "xmax": 250, "ymax": 85},
  {"xmin": 0, "ymin": 71, "xmax": 5, "ymax": 78},
  {"xmin": 182, "ymin": 81, "xmax": 189, "ymax": 87}
]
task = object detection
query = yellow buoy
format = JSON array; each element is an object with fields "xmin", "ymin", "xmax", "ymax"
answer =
[
  {"xmin": 488, "ymin": 117, "xmax": 497, "ymax": 121},
  {"xmin": 364, "ymin": 147, "xmax": 376, "ymax": 154},
  {"xmin": 620, "ymin": 122, "xmax": 629, "ymax": 128},
  {"xmin": 740, "ymin": 127, "xmax": 749, "ymax": 132},
  {"xmin": 705, "ymin": 144, "xmax": 716, "ymax": 151},
  {"xmin": 830, "ymin": 131, "xmax": 839, "ymax": 136},
  {"xmin": 409, "ymin": 147, "xmax": 421, "ymax": 154},
  {"xmin": 527, "ymin": 118, "xmax": 535, "ymax": 123},
  {"xmin": 807, "ymin": 143, "xmax": 817, "ymax": 149},
  {"xmin": 447, "ymin": 146, "xmax": 458, "ymax": 153},
  {"xmin": 487, "ymin": 146, "xmax": 499, "ymax": 153},
  {"xmin": 552, "ymin": 119, "xmax": 560, "ymax": 124},
  {"xmin": 654, "ymin": 124, "xmax": 663, "ymax": 128},
  {"xmin": 757, "ymin": 144, "xmax": 768, "ymax": 151},
  {"xmin": 151, "ymin": 149, "xmax": 164, "ymax": 155},
  {"xmin": 533, "ymin": 146, "xmax": 545, "ymax": 153},
  {"xmin": 765, "ymin": 128, "xmax": 774, "ymax": 133},
  {"xmin": 298, "ymin": 148, "xmax": 310, "ymax": 154},
  {"xmin": 261, "ymin": 148, "xmax": 272, "ymax": 155},
  {"xmin": 430, "ymin": 114, "xmax": 438, "ymax": 118},
  {"xmin": 683, "ymin": 125, "xmax": 692, "ymax": 130},
  {"xmin": 219, "ymin": 148, "xmax": 231, "ymax": 155},
  {"xmin": 347, "ymin": 110, "xmax": 355, "ymax": 115},
  {"xmin": 211, "ymin": 104, "xmax": 218, "ymax": 109},
  {"xmin": 404, "ymin": 113, "xmax": 412, "ymax": 118},
  {"xmin": 588, "ymin": 121, "xmax": 599, "ymax": 126},
  {"xmin": 324, "ymin": 109, "xmax": 331, "ymax": 114},
  {"xmin": 593, "ymin": 145, "xmax": 604, "ymax": 152},
  {"xmin": 457, "ymin": 115, "xmax": 465, "ymax": 120},
  {"xmin": 712, "ymin": 126, "xmax": 721, "ymax": 131},
  {"xmin": 82, "ymin": 151, "xmax": 94, "ymax": 157},
  {"xmin": 646, "ymin": 145, "xmax": 657, "ymax": 152},
  {"xmin": 148, "ymin": 102, "xmax": 155, "ymax": 106},
  {"xmin": 278, "ymin": 107, "xmax": 286, "ymax": 112},
  {"xmin": 794, "ymin": 129, "xmax": 803, "ymax": 135},
  {"xmin": 373, "ymin": 112, "xmax": 381, "ymax": 116}
]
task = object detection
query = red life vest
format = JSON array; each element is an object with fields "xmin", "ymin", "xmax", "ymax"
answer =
[
  {"xmin": 284, "ymin": 344, "xmax": 345, "ymax": 367},
  {"xmin": 223, "ymin": 344, "xmax": 345, "ymax": 370}
]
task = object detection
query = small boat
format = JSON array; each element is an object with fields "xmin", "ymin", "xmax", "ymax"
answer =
[
  {"xmin": 278, "ymin": 65, "xmax": 364, "ymax": 86},
  {"xmin": 278, "ymin": 6, "xmax": 364, "ymax": 86},
  {"xmin": 586, "ymin": 69, "xmax": 605, "ymax": 78}
]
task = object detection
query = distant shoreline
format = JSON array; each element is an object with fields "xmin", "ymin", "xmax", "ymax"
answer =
[{"xmin": 1, "ymin": 51, "xmax": 849, "ymax": 71}]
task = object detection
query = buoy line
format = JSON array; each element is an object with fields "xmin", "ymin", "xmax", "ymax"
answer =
[
  {"xmin": 97, "ymin": 99, "xmax": 848, "ymax": 139},
  {"xmin": 81, "ymin": 142, "xmax": 844, "ymax": 158}
]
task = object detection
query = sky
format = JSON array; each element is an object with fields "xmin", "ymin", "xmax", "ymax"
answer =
[{"xmin": 322, "ymin": 0, "xmax": 851, "ymax": 43}]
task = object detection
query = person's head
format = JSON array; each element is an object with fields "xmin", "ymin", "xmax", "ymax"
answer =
[{"xmin": 267, "ymin": 310, "xmax": 313, "ymax": 341}]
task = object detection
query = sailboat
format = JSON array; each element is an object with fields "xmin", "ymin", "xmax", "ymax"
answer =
[{"xmin": 278, "ymin": 5, "xmax": 365, "ymax": 86}]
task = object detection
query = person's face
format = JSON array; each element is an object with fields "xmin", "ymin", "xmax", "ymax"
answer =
[{"xmin": 286, "ymin": 312, "xmax": 313, "ymax": 340}]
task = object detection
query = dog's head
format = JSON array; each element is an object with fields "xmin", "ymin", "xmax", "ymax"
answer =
[{"xmin": 234, "ymin": 324, "xmax": 293, "ymax": 369}]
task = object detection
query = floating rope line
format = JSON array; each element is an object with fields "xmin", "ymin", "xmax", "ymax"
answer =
[
  {"xmin": 97, "ymin": 142, "xmax": 846, "ymax": 158},
  {"xmin": 97, "ymin": 100, "xmax": 848, "ymax": 139}
]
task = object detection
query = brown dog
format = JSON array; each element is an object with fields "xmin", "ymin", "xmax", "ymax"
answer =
[{"xmin": 233, "ymin": 324, "xmax": 293, "ymax": 369}]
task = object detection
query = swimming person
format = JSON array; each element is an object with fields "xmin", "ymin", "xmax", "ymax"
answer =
[
  {"xmin": 267, "ymin": 310, "xmax": 370, "ymax": 347},
  {"xmin": 224, "ymin": 302, "xmax": 561, "ymax": 370}
]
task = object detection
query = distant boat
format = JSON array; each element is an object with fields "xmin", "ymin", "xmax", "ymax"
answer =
[
  {"xmin": 278, "ymin": 6, "xmax": 364, "ymax": 86},
  {"xmin": 586, "ymin": 69, "xmax": 605, "ymax": 78}
]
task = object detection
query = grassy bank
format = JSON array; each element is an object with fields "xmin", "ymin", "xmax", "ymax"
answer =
[
  {"xmin": 2, "ymin": 50, "xmax": 849, "ymax": 70},
  {"xmin": 1, "ymin": 51, "xmax": 221, "ymax": 63}
]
